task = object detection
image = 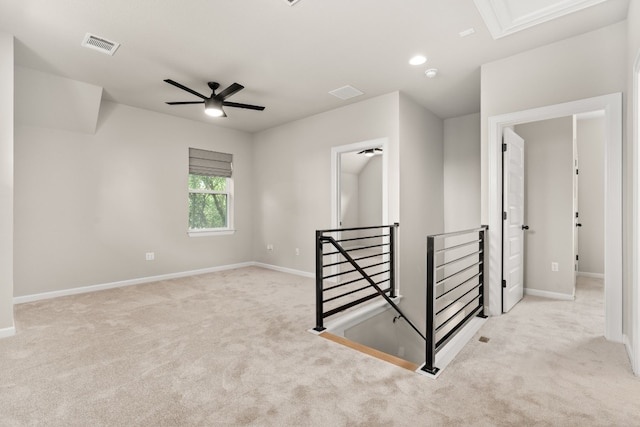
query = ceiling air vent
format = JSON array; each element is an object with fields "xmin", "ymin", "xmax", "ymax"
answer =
[
  {"xmin": 81, "ymin": 33, "xmax": 120, "ymax": 56},
  {"xmin": 283, "ymin": 0, "xmax": 301, "ymax": 5},
  {"xmin": 329, "ymin": 85, "xmax": 364, "ymax": 100}
]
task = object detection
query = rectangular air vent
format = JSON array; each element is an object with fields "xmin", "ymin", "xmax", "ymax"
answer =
[
  {"xmin": 283, "ymin": 0, "xmax": 301, "ymax": 5},
  {"xmin": 81, "ymin": 33, "xmax": 120, "ymax": 56},
  {"xmin": 329, "ymin": 85, "xmax": 364, "ymax": 100}
]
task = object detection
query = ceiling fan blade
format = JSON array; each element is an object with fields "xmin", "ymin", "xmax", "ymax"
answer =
[
  {"xmin": 166, "ymin": 101, "xmax": 204, "ymax": 105},
  {"xmin": 222, "ymin": 101, "xmax": 265, "ymax": 111},
  {"xmin": 164, "ymin": 79, "xmax": 208, "ymax": 99},
  {"xmin": 216, "ymin": 83, "xmax": 244, "ymax": 100}
]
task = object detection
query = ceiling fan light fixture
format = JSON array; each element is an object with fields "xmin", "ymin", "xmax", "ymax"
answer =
[{"xmin": 204, "ymin": 98, "xmax": 225, "ymax": 117}]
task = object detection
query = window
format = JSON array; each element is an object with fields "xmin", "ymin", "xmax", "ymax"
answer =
[{"xmin": 188, "ymin": 148, "xmax": 234, "ymax": 236}]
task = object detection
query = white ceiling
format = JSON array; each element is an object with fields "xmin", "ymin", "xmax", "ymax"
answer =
[{"xmin": 0, "ymin": 0, "xmax": 629, "ymax": 133}]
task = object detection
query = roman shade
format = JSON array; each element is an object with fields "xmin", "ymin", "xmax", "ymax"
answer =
[{"xmin": 189, "ymin": 148, "xmax": 233, "ymax": 178}]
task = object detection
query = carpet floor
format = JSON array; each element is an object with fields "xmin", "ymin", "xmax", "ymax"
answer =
[{"xmin": 0, "ymin": 268, "xmax": 638, "ymax": 426}]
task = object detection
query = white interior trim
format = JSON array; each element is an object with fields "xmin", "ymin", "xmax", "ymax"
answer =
[
  {"xmin": 488, "ymin": 93, "xmax": 623, "ymax": 343},
  {"xmin": 13, "ymin": 262, "xmax": 255, "ymax": 304},
  {"xmin": 0, "ymin": 325, "xmax": 15, "ymax": 339},
  {"xmin": 577, "ymin": 271, "xmax": 605, "ymax": 279},
  {"xmin": 252, "ymin": 262, "xmax": 314, "ymax": 278},
  {"xmin": 633, "ymin": 50, "xmax": 640, "ymax": 375},
  {"xmin": 416, "ymin": 317, "xmax": 487, "ymax": 379},
  {"xmin": 524, "ymin": 288, "xmax": 575, "ymax": 301}
]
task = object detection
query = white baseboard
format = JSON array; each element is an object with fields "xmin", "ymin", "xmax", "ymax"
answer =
[
  {"xmin": 623, "ymin": 334, "xmax": 637, "ymax": 375},
  {"xmin": 524, "ymin": 288, "xmax": 575, "ymax": 301},
  {"xmin": 252, "ymin": 262, "xmax": 314, "ymax": 279},
  {"xmin": 577, "ymin": 271, "xmax": 605, "ymax": 279},
  {"xmin": 13, "ymin": 262, "xmax": 255, "ymax": 304},
  {"xmin": 416, "ymin": 316, "xmax": 487, "ymax": 379},
  {"xmin": 0, "ymin": 325, "xmax": 16, "ymax": 339}
]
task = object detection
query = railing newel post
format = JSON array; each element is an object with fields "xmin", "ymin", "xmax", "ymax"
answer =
[
  {"xmin": 389, "ymin": 224, "xmax": 397, "ymax": 299},
  {"xmin": 314, "ymin": 230, "xmax": 326, "ymax": 332},
  {"xmin": 423, "ymin": 235, "xmax": 439, "ymax": 375}
]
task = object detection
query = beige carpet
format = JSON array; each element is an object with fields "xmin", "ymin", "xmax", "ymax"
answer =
[{"xmin": 0, "ymin": 268, "xmax": 638, "ymax": 426}]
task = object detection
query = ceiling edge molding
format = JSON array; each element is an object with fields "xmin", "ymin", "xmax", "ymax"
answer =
[{"xmin": 474, "ymin": 0, "xmax": 608, "ymax": 39}]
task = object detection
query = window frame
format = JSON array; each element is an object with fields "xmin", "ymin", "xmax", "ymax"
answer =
[{"xmin": 187, "ymin": 175, "xmax": 235, "ymax": 237}]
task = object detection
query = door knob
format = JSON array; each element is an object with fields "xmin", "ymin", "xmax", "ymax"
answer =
[{"xmin": 522, "ymin": 225, "xmax": 529, "ymax": 230}]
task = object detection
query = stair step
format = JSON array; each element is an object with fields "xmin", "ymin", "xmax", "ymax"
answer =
[{"xmin": 319, "ymin": 332, "xmax": 419, "ymax": 371}]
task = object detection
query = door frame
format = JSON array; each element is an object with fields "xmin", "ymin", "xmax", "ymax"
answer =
[
  {"xmin": 632, "ymin": 50, "xmax": 640, "ymax": 375},
  {"xmin": 487, "ymin": 93, "xmax": 622, "ymax": 343}
]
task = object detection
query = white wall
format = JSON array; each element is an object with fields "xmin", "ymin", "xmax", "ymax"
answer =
[
  {"xmin": 444, "ymin": 113, "xmax": 480, "ymax": 232},
  {"xmin": 0, "ymin": 33, "xmax": 14, "ymax": 333},
  {"xmin": 398, "ymin": 93, "xmax": 444, "ymax": 362},
  {"xmin": 516, "ymin": 117, "xmax": 574, "ymax": 296},
  {"xmin": 340, "ymin": 172, "xmax": 359, "ymax": 230},
  {"xmin": 251, "ymin": 92, "xmax": 400, "ymax": 273},
  {"xmin": 14, "ymin": 99, "xmax": 254, "ymax": 297},
  {"xmin": 577, "ymin": 116, "xmax": 605, "ymax": 276},
  {"xmin": 481, "ymin": 21, "xmax": 626, "ymax": 313},
  {"xmin": 358, "ymin": 155, "xmax": 382, "ymax": 228}
]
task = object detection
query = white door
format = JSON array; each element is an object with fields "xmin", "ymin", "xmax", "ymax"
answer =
[{"xmin": 503, "ymin": 128, "xmax": 526, "ymax": 312}]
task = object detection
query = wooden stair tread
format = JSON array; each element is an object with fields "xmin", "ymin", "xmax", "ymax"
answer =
[{"xmin": 320, "ymin": 332, "xmax": 419, "ymax": 371}]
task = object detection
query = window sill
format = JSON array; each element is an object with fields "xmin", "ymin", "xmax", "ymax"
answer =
[{"xmin": 188, "ymin": 229, "xmax": 236, "ymax": 237}]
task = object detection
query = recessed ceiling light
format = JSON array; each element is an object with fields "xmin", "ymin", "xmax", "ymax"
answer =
[
  {"xmin": 425, "ymin": 68, "xmax": 438, "ymax": 78},
  {"xmin": 409, "ymin": 55, "xmax": 427, "ymax": 66}
]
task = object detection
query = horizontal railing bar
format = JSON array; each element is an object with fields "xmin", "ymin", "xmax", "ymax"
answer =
[
  {"xmin": 322, "ymin": 288, "xmax": 392, "ymax": 318},
  {"xmin": 318, "ymin": 224, "xmax": 398, "ymax": 234},
  {"xmin": 323, "ymin": 251, "xmax": 391, "ymax": 268},
  {"xmin": 429, "ymin": 226, "xmax": 488, "ymax": 240},
  {"xmin": 436, "ymin": 250, "xmax": 483, "ymax": 270},
  {"xmin": 435, "ymin": 306, "xmax": 484, "ymax": 352},
  {"xmin": 435, "ymin": 282, "xmax": 481, "ymax": 317},
  {"xmin": 436, "ymin": 261, "xmax": 482, "ymax": 286},
  {"xmin": 323, "ymin": 271, "xmax": 390, "ymax": 291},
  {"xmin": 435, "ymin": 294, "xmax": 481, "ymax": 333},
  {"xmin": 322, "ymin": 262, "xmax": 390, "ymax": 280},
  {"xmin": 435, "ymin": 239, "xmax": 481, "ymax": 254},
  {"xmin": 335, "ymin": 234, "xmax": 389, "ymax": 243},
  {"xmin": 436, "ymin": 272, "xmax": 481, "ymax": 301},
  {"xmin": 323, "ymin": 279, "xmax": 391, "ymax": 304},
  {"xmin": 322, "ymin": 242, "xmax": 390, "ymax": 256}
]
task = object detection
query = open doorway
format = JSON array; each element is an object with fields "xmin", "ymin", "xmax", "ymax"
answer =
[
  {"xmin": 504, "ymin": 114, "xmax": 605, "ymax": 317},
  {"xmin": 488, "ymin": 93, "xmax": 622, "ymax": 343},
  {"xmin": 331, "ymin": 138, "xmax": 389, "ymax": 231}
]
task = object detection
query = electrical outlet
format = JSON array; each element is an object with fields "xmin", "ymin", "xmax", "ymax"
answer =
[
  {"xmin": 295, "ymin": 248, "xmax": 300, "ymax": 256},
  {"xmin": 398, "ymin": 346, "xmax": 405, "ymax": 357},
  {"xmin": 267, "ymin": 244, "xmax": 274, "ymax": 251},
  {"xmin": 551, "ymin": 262, "xmax": 558, "ymax": 272},
  {"xmin": 145, "ymin": 252, "xmax": 155, "ymax": 261}
]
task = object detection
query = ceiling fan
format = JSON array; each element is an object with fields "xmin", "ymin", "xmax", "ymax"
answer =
[
  {"xmin": 164, "ymin": 79, "xmax": 265, "ymax": 118},
  {"xmin": 357, "ymin": 148, "xmax": 383, "ymax": 157}
]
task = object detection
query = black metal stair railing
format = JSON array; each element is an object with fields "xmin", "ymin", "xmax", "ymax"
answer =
[
  {"xmin": 314, "ymin": 224, "xmax": 424, "ymax": 341},
  {"xmin": 423, "ymin": 226, "xmax": 488, "ymax": 375}
]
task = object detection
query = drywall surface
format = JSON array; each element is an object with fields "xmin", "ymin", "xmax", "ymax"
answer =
[
  {"xmin": 15, "ymin": 66, "xmax": 103, "ymax": 134},
  {"xmin": 516, "ymin": 117, "xmax": 574, "ymax": 296},
  {"xmin": 444, "ymin": 112, "xmax": 480, "ymax": 232},
  {"xmin": 358, "ymin": 155, "xmax": 382, "ymax": 230},
  {"xmin": 481, "ymin": 22, "xmax": 626, "ymax": 222},
  {"xmin": 252, "ymin": 92, "xmax": 400, "ymax": 273},
  {"xmin": 14, "ymin": 97, "xmax": 253, "ymax": 296},
  {"xmin": 340, "ymin": 172, "xmax": 359, "ymax": 230},
  {"xmin": 398, "ymin": 93, "xmax": 444, "ymax": 362},
  {"xmin": 577, "ymin": 117, "xmax": 605, "ymax": 275},
  {"xmin": 0, "ymin": 33, "xmax": 14, "ymax": 331}
]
